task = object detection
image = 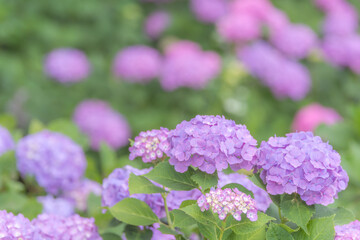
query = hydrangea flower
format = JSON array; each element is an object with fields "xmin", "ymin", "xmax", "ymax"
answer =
[
  {"xmin": 151, "ymin": 223, "xmax": 175, "ymax": 240},
  {"xmin": 218, "ymin": 172, "xmax": 271, "ymax": 212},
  {"xmin": 38, "ymin": 195, "xmax": 75, "ymax": 217},
  {"xmin": 335, "ymin": 220, "xmax": 360, "ymax": 240},
  {"xmin": 32, "ymin": 214, "xmax": 101, "ymax": 240},
  {"xmin": 167, "ymin": 189, "xmax": 202, "ymax": 210},
  {"xmin": 113, "ymin": 45, "xmax": 162, "ymax": 83},
  {"xmin": 257, "ymin": 131, "xmax": 348, "ymax": 205},
  {"xmin": 0, "ymin": 125, "xmax": 14, "ymax": 156},
  {"xmin": 292, "ymin": 103, "xmax": 342, "ymax": 132},
  {"xmin": 44, "ymin": 48, "xmax": 91, "ymax": 83},
  {"xmin": 197, "ymin": 188, "xmax": 258, "ymax": 221},
  {"xmin": 168, "ymin": 115, "xmax": 258, "ymax": 174},
  {"xmin": 73, "ymin": 99, "xmax": 131, "ymax": 150},
  {"xmin": 144, "ymin": 11, "xmax": 170, "ymax": 39},
  {"xmin": 190, "ymin": 0, "xmax": 227, "ymax": 23},
  {"xmin": 160, "ymin": 41, "xmax": 221, "ymax": 91},
  {"xmin": 322, "ymin": 5, "xmax": 358, "ymax": 36},
  {"xmin": 16, "ymin": 130, "xmax": 86, "ymax": 195},
  {"xmin": 0, "ymin": 210, "xmax": 34, "ymax": 239},
  {"xmin": 129, "ymin": 128, "xmax": 170, "ymax": 163},
  {"xmin": 270, "ymin": 24, "xmax": 318, "ymax": 59}
]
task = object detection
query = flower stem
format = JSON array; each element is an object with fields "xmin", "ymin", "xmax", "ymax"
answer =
[{"xmin": 161, "ymin": 191, "xmax": 174, "ymax": 230}]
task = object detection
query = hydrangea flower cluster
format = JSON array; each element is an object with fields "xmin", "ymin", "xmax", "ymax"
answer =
[
  {"xmin": 190, "ymin": 0, "xmax": 227, "ymax": 23},
  {"xmin": 335, "ymin": 220, "xmax": 360, "ymax": 240},
  {"xmin": 44, "ymin": 48, "xmax": 91, "ymax": 83},
  {"xmin": 73, "ymin": 99, "xmax": 131, "ymax": 150},
  {"xmin": 239, "ymin": 41, "xmax": 311, "ymax": 100},
  {"xmin": 113, "ymin": 45, "xmax": 162, "ymax": 83},
  {"xmin": 38, "ymin": 195, "xmax": 75, "ymax": 217},
  {"xmin": 144, "ymin": 11, "xmax": 171, "ymax": 39},
  {"xmin": 218, "ymin": 172, "xmax": 271, "ymax": 212},
  {"xmin": 129, "ymin": 128, "xmax": 170, "ymax": 163},
  {"xmin": 197, "ymin": 188, "xmax": 258, "ymax": 221},
  {"xmin": 0, "ymin": 125, "xmax": 14, "ymax": 157},
  {"xmin": 168, "ymin": 115, "xmax": 258, "ymax": 174},
  {"xmin": 16, "ymin": 130, "xmax": 87, "ymax": 195},
  {"xmin": 0, "ymin": 210, "xmax": 34, "ymax": 239},
  {"xmin": 292, "ymin": 103, "xmax": 342, "ymax": 132},
  {"xmin": 160, "ymin": 41, "xmax": 221, "ymax": 91},
  {"xmin": 32, "ymin": 214, "xmax": 101, "ymax": 240},
  {"xmin": 257, "ymin": 131, "xmax": 349, "ymax": 205}
]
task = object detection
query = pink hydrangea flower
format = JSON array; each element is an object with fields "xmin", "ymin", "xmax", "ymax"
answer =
[
  {"xmin": 144, "ymin": 11, "xmax": 170, "ymax": 39},
  {"xmin": 190, "ymin": 0, "xmax": 228, "ymax": 23},
  {"xmin": 292, "ymin": 103, "xmax": 342, "ymax": 132},
  {"xmin": 335, "ymin": 220, "xmax": 360, "ymax": 240},
  {"xmin": 323, "ymin": 5, "xmax": 358, "ymax": 36}
]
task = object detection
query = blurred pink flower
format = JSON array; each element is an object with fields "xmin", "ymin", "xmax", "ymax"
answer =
[
  {"xmin": 190, "ymin": 0, "xmax": 228, "ymax": 23},
  {"xmin": 144, "ymin": 11, "xmax": 170, "ymax": 39}
]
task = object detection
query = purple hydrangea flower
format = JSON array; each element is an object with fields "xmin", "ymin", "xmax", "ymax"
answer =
[
  {"xmin": 190, "ymin": 0, "xmax": 228, "ymax": 23},
  {"xmin": 335, "ymin": 220, "xmax": 360, "ymax": 240},
  {"xmin": 239, "ymin": 41, "xmax": 311, "ymax": 100},
  {"xmin": 197, "ymin": 188, "xmax": 258, "ymax": 221},
  {"xmin": 44, "ymin": 48, "xmax": 91, "ymax": 83},
  {"xmin": 16, "ymin": 130, "xmax": 87, "ymax": 195},
  {"xmin": 129, "ymin": 128, "xmax": 170, "ymax": 163},
  {"xmin": 168, "ymin": 115, "xmax": 258, "ymax": 174},
  {"xmin": 322, "ymin": 5, "xmax": 358, "ymax": 36},
  {"xmin": 218, "ymin": 172, "xmax": 271, "ymax": 212},
  {"xmin": 160, "ymin": 41, "xmax": 221, "ymax": 91},
  {"xmin": 257, "ymin": 131, "xmax": 349, "ymax": 206},
  {"xmin": 38, "ymin": 195, "xmax": 75, "ymax": 217},
  {"xmin": 144, "ymin": 11, "xmax": 170, "ymax": 39},
  {"xmin": 167, "ymin": 189, "xmax": 202, "ymax": 210},
  {"xmin": 0, "ymin": 210, "xmax": 34, "ymax": 239},
  {"xmin": 151, "ymin": 223, "xmax": 175, "ymax": 240},
  {"xmin": 270, "ymin": 24, "xmax": 318, "ymax": 59},
  {"xmin": 314, "ymin": 0, "xmax": 347, "ymax": 12},
  {"xmin": 0, "ymin": 125, "xmax": 14, "ymax": 156},
  {"xmin": 73, "ymin": 99, "xmax": 131, "ymax": 150},
  {"xmin": 113, "ymin": 45, "xmax": 162, "ymax": 83},
  {"xmin": 32, "ymin": 214, "xmax": 101, "ymax": 240}
]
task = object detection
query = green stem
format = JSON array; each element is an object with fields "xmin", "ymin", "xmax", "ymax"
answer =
[{"xmin": 161, "ymin": 191, "xmax": 174, "ymax": 230}]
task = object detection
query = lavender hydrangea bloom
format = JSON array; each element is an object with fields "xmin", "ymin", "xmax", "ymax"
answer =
[
  {"xmin": 73, "ymin": 99, "xmax": 131, "ymax": 150},
  {"xmin": 16, "ymin": 130, "xmax": 87, "ymax": 195},
  {"xmin": 144, "ymin": 11, "xmax": 170, "ymax": 39},
  {"xmin": 218, "ymin": 172, "xmax": 271, "ymax": 212},
  {"xmin": 190, "ymin": 0, "xmax": 227, "ymax": 23},
  {"xmin": 129, "ymin": 128, "xmax": 170, "ymax": 163},
  {"xmin": 160, "ymin": 41, "xmax": 221, "ymax": 91},
  {"xmin": 0, "ymin": 125, "xmax": 14, "ymax": 156},
  {"xmin": 0, "ymin": 210, "xmax": 34, "ymax": 239},
  {"xmin": 270, "ymin": 24, "xmax": 317, "ymax": 59},
  {"xmin": 168, "ymin": 115, "xmax": 258, "ymax": 174},
  {"xmin": 32, "ymin": 214, "xmax": 101, "ymax": 240},
  {"xmin": 257, "ymin": 131, "xmax": 348, "ymax": 206},
  {"xmin": 151, "ymin": 223, "xmax": 175, "ymax": 240},
  {"xmin": 322, "ymin": 5, "xmax": 358, "ymax": 36},
  {"xmin": 335, "ymin": 220, "xmax": 360, "ymax": 239},
  {"xmin": 113, "ymin": 45, "xmax": 162, "ymax": 83},
  {"xmin": 167, "ymin": 189, "xmax": 202, "ymax": 210},
  {"xmin": 44, "ymin": 48, "xmax": 91, "ymax": 83},
  {"xmin": 38, "ymin": 195, "xmax": 75, "ymax": 217}
]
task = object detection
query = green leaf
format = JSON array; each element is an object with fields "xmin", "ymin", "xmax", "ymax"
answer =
[
  {"xmin": 179, "ymin": 200, "xmax": 197, "ymax": 208},
  {"xmin": 191, "ymin": 170, "xmax": 218, "ymax": 190},
  {"xmin": 109, "ymin": 198, "xmax": 159, "ymax": 226},
  {"xmin": 0, "ymin": 114, "xmax": 16, "ymax": 130},
  {"xmin": 28, "ymin": 119, "xmax": 45, "ymax": 134},
  {"xmin": 279, "ymin": 223, "xmax": 300, "ymax": 233},
  {"xmin": 124, "ymin": 225, "xmax": 153, "ymax": 240},
  {"xmin": 230, "ymin": 212, "xmax": 275, "ymax": 235},
  {"xmin": 266, "ymin": 223, "xmax": 294, "ymax": 240},
  {"xmin": 228, "ymin": 225, "xmax": 266, "ymax": 240},
  {"xmin": 21, "ymin": 198, "xmax": 43, "ymax": 220},
  {"xmin": 221, "ymin": 183, "xmax": 254, "ymax": 198},
  {"xmin": 0, "ymin": 192, "xmax": 27, "ymax": 213},
  {"xmin": 180, "ymin": 204, "xmax": 220, "ymax": 227},
  {"xmin": 100, "ymin": 143, "xmax": 117, "ymax": 176},
  {"xmin": 280, "ymin": 194, "xmax": 315, "ymax": 234},
  {"xmin": 101, "ymin": 233, "xmax": 123, "ymax": 240},
  {"xmin": 144, "ymin": 162, "xmax": 198, "ymax": 191},
  {"xmin": 101, "ymin": 223, "xmax": 126, "ymax": 237},
  {"xmin": 197, "ymin": 222, "xmax": 218, "ymax": 240},
  {"xmin": 158, "ymin": 225, "xmax": 178, "ymax": 235},
  {"xmin": 0, "ymin": 151, "xmax": 16, "ymax": 175},
  {"xmin": 292, "ymin": 215, "xmax": 335, "ymax": 240},
  {"xmin": 47, "ymin": 119, "xmax": 88, "ymax": 147},
  {"xmin": 313, "ymin": 205, "xmax": 355, "ymax": 225},
  {"xmin": 128, "ymin": 173, "xmax": 166, "ymax": 195},
  {"xmin": 170, "ymin": 209, "xmax": 196, "ymax": 228}
]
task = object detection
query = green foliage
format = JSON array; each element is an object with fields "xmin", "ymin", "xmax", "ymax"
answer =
[
  {"xmin": 170, "ymin": 209, "xmax": 196, "ymax": 228},
  {"xmin": 128, "ymin": 173, "xmax": 166, "ymax": 195},
  {"xmin": 313, "ymin": 205, "xmax": 355, "ymax": 226},
  {"xmin": 230, "ymin": 212, "xmax": 275, "ymax": 235},
  {"xmin": 100, "ymin": 143, "xmax": 117, "ymax": 177},
  {"xmin": 191, "ymin": 170, "xmax": 218, "ymax": 191},
  {"xmin": 266, "ymin": 223, "xmax": 294, "ymax": 240},
  {"xmin": 292, "ymin": 215, "xmax": 335, "ymax": 240}
]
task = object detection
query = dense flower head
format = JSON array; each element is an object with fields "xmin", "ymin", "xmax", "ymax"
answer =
[
  {"xmin": 335, "ymin": 220, "xmax": 360, "ymax": 240},
  {"xmin": 113, "ymin": 45, "xmax": 162, "ymax": 83},
  {"xmin": 44, "ymin": 48, "xmax": 91, "ymax": 83},
  {"xmin": 322, "ymin": 5, "xmax": 358, "ymax": 36},
  {"xmin": 257, "ymin": 131, "xmax": 349, "ymax": 205},
  {"xmin": 0, "ymin": 210, "xmax": 34, "ymax": 239},
  {"xmin": 218, "ymin": 172, "xmax": 271, "ymax": 212},
  {"xmin": 197, "ymin": 188, "xmax": 258, "ymax": 221},
  {"xmin": 129, "ymin": 128, "xmax": 170, "ymax": 163},
  {"xmin": 190, "ymin": 0, "xmax": 228, "ymax": 23},
  {"xmin": 292, "ymin": 103, "xmax": 342, "ymax": 132},
  {"xmin": 168, "ymin": 115, "xmax": 258, "ymax": 174},
  {"xmin": 230, "ymin": 0, "xmax": 272, "ymax": 21},
  {"xmin": 32, "ymin": 214, "xmax": 101, "ymax": 240},
  {"xmin": 73, "ymin": 99, "xmax": 131, "ymax": 150},
  {"xmin": 144, "ymin": 11, "xmax": 170, "ymax": 39},
  {"xmin": 270, "ymin": 24, "xmax": 318, "ymax": 59},
  {"xmin": 0, "ymin": 125, "xmax": 14, "ymax": 157},
  {"xmin": 38, "ymin": 195, "xmax": 75, "ymax": 217},
  {"xmin": 160, "ymin": 41, "xmax": 221, "ymax": 91},
  {"xmin": 16, "ymin": 130, "xmax": 87, "ymax": 195},
  {"xmin": 239, "ymin": 41, "xmax": 311, "ymax": 100}
]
